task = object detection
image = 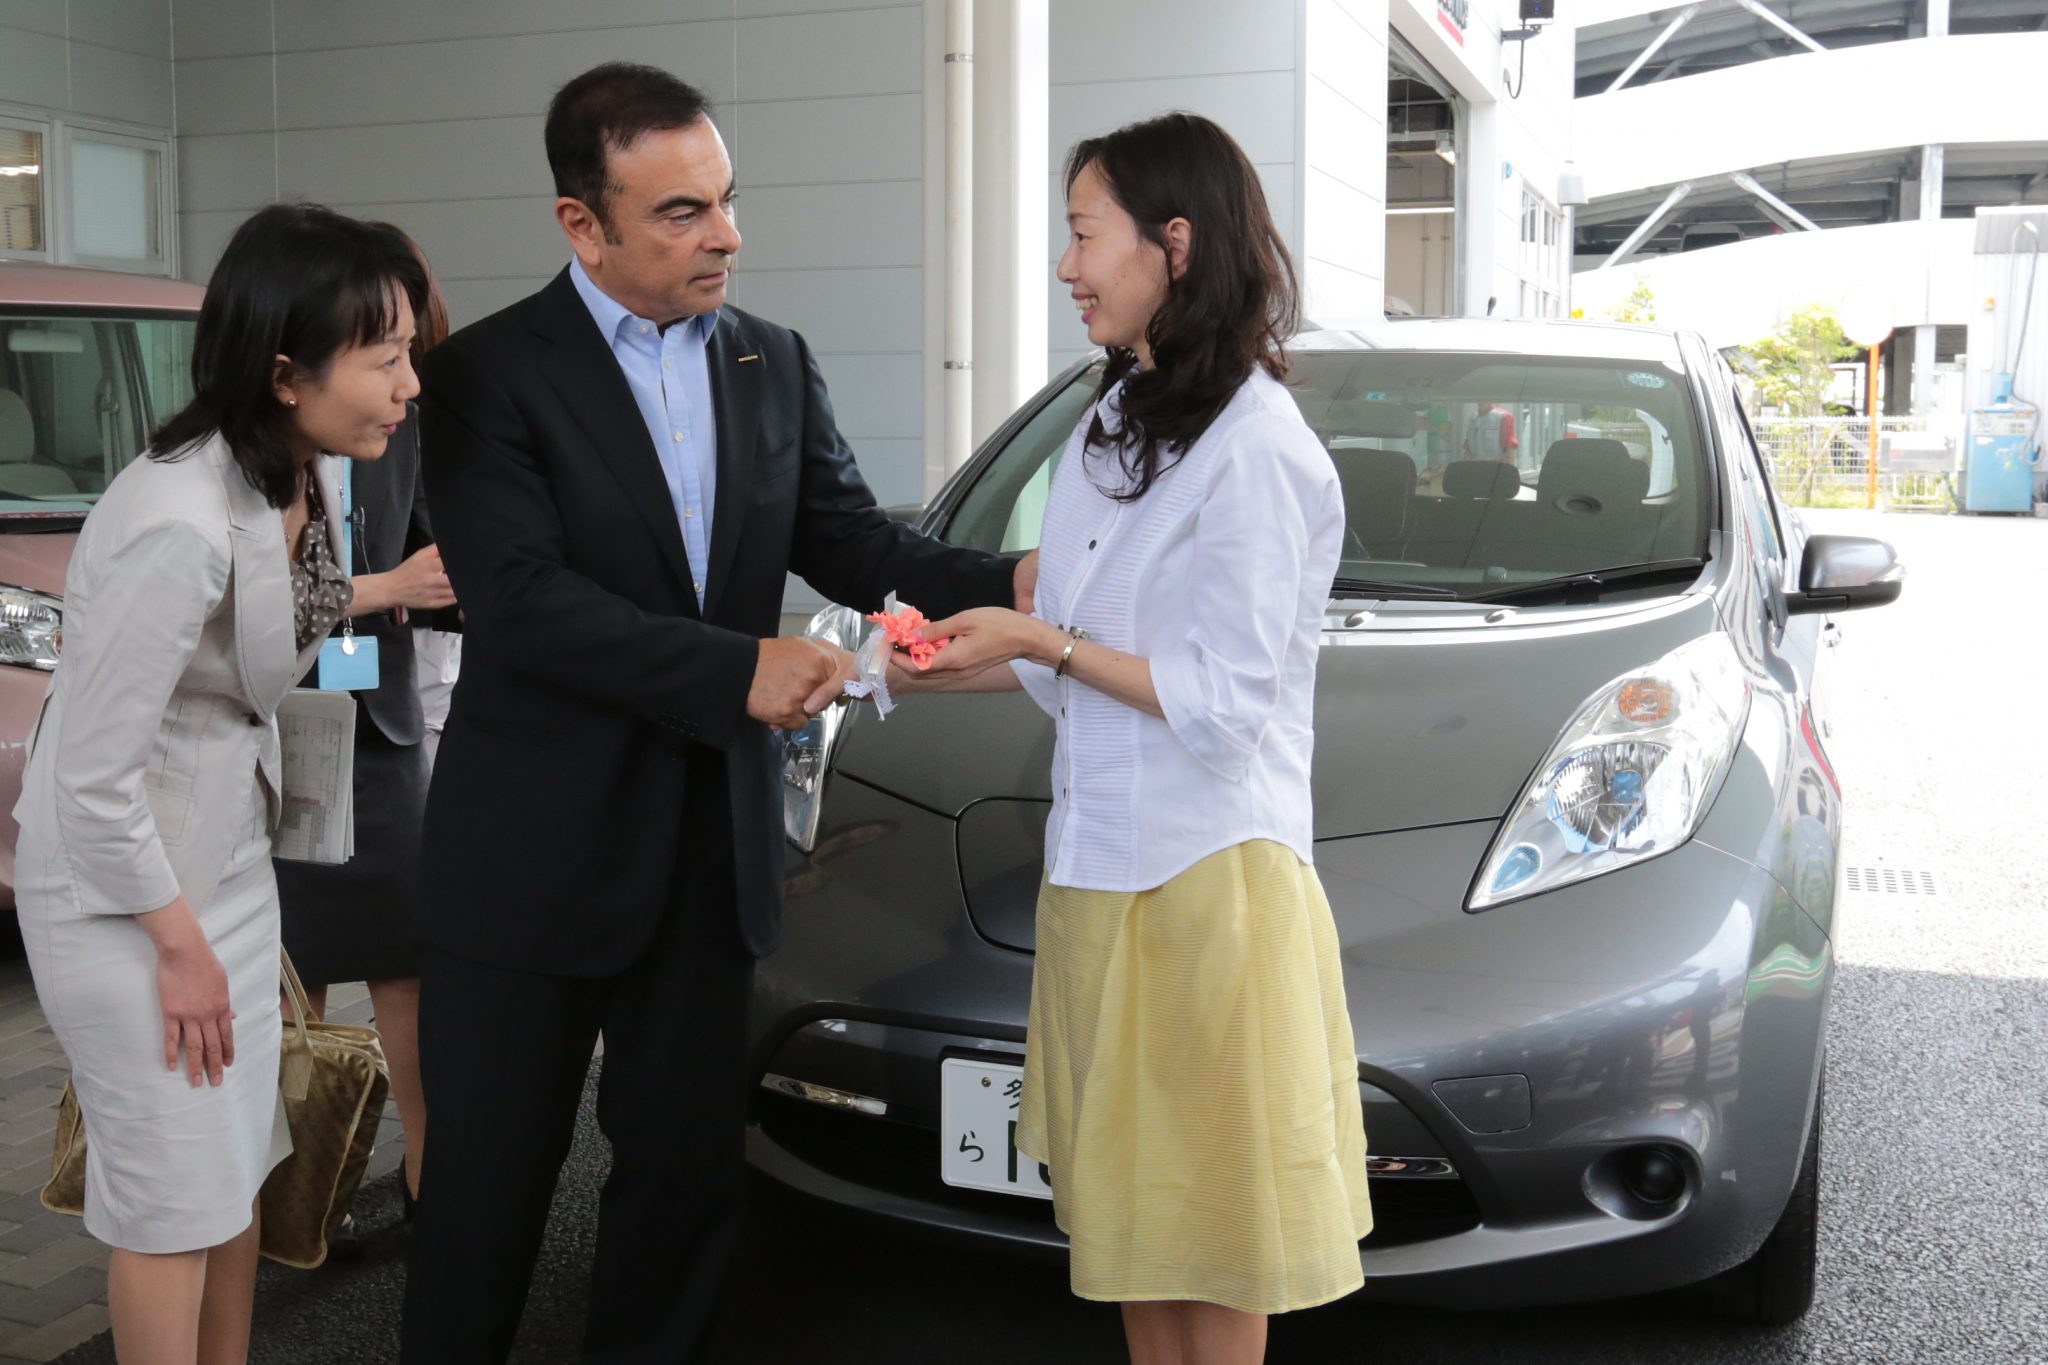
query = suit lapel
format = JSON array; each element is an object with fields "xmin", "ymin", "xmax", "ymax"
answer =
[
  {"xmin": 529, "ymin": 269, "xmax": 698, "ymax": 608},
  {"xmin": 703, "ymin": 307, "xmax": 760, "ymax": 619},
  {"xmin": 212, "ymin": 436, "xmax": 299, "ymax": 714}
]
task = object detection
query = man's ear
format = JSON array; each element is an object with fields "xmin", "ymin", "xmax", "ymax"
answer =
[
  {"xmin": 1164, "ymin": 217, "xmax": 1193, "ymax": 281},
  {"xmin": 556, "ymin": 197, "xmax": 606, "ymax": 271}
]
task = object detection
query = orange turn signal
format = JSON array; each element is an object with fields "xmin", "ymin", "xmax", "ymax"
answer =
[{"xmin": 1616, "ymin": 679, "xmax": 1675, "ymax": 725}]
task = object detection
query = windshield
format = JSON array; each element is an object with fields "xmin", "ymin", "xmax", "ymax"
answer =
[
  {"xmin": 942, "ymin": 348, "xmax": 1709, "ymax": 601},
  {"xmin": 0, "ymin": 309, "xmax": 196, "ymax": 515}
]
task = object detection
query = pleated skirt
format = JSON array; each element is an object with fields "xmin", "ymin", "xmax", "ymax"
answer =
[{"xmin": 1015, "ymin": 840, "xmax": 1373, "ymax": 1315}]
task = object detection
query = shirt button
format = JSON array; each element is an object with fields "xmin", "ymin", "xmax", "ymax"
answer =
[
  {"xmin": 673, "ymin": 431, "xmax": 686, "ymax": 442},
  {"xmin": 684, "ymin": 507, "xmax": 696, "ymax": 519},
  {"xmin": 1088, "ymin": 539, "xmax": 1098, "ymax": 549}
]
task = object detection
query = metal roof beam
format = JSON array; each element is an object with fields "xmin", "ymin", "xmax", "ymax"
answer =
[
  {"xmin": 1731, "ymin": 170, "xmax": 1825, "ymax": 230},
  {"xmin": 1730, "ymin": 0, "xmax": 1829, "ymax": 51},
  {"xmin": 1599, "ymin": 180, "xmax": 1698, "ymax": 268},
  {"xmin": 1606, "ymin": 3, "xmax": 1706, "ymax": 92}
]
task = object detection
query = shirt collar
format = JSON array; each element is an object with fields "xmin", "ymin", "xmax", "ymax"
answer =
[{"xmin": 569, "ymin": 258, "xmax": 718, "ymax": 350}]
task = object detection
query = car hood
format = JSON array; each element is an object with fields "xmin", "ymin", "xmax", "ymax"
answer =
[
  {"xmin": 829, "ymin": 591, "xmax": 1722, "ymax": 839},
  {"xmin": 0, "ymin": 528, "xmax": 77, "ymax": 596}
]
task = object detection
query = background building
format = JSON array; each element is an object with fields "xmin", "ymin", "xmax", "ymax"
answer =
[{"xmin": 0, "ymin": 0, "xmax": 1578, "ymax": 601}]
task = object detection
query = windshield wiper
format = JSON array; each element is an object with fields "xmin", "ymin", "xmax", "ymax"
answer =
[
  {"xmin": 1328, "ymin": 575, "xmax": 1459, "ymax": 600},
  {"xmin": 1459, "ymin": 557, "xmax": 1707, "ymax": 605}
]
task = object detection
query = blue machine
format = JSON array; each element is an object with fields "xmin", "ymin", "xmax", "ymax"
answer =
[{"xmin": 1963, "ymin": 373, "xmax": 2039, "ymax": 514}]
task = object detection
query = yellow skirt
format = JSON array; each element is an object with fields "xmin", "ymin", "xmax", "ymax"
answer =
[{"xmin": 1016, "ymin": 840, "xmax": 1372, "ymax": 1315}]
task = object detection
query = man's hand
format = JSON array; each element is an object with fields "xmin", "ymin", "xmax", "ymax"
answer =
[
  {"xmin": 1012, "ymin": 548, "xmax": 1040, "ymax": 616},
  {"xmin": 748, "ymin": 637, "xmax": 851, "ymax": 730}
]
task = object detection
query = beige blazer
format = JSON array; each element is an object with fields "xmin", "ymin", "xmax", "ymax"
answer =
[{"xmin": 14, "ymin": 433, "xmax": 342, "ymax": 916}]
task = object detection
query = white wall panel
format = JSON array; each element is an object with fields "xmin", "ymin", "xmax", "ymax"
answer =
[
  {"xmin": 1047, "ymin": 70, "xmax": 1298, "ymax": 172},
  {"xmin": 0, "ymin": 1, "xmax": 64, "ymax": 39},
  {"xmin": 170, "ymin": 0, "xmax": 273, "ymax": 61},
  {"xmin": 732, "ymin": 267, "xmax": 922, "ymax": 356},
  {"xmin": 68, "ymin": 44, "xmax": 175, "ymax": 128},
  {"xmin": 737, "ymin": 180, "xmax": 922, "ymax": 271},
  {"xmin": 177, "ymin": 132, "xmax": 277, "ymax": 214},
  {"xmin": 1053, "ymin": 0, "xmax": 1296, "ymax": 85},
  {"xmin": 69, "ymin": 0, "xmax": 171, "ymax": 59},
  {"xmin": 736, "ymin": 93, "xmax": 920, "ymax": 186},
  {"xmin": 274, "ymin": 118, "xmax": 550, "ymax": 206},
  {"xmin": 173, "ymin": 55, "xmax": 277, "ymax": 136},
  {"xmin": 735, "ymin": 6, "xmax": 921, "ymax": 103},
  {"xmin": 271, "ymin": 0, "xmax": 731, "ymax": 51},
  {"xmin": 813, "ymin": 352, "xmax": 922, "ymax": 439},
  {"xmin": 0, "ymin": 25, "xmax": 70, "ymax": 111},
  {"xmin": 273, "ymin": 23, "xmax": 738, "ymax": 130}
]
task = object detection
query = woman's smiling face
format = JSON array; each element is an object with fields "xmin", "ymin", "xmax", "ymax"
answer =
[{"xmin": 1057, "ymin": 159, "xmax": 1174, "ymax": 367}]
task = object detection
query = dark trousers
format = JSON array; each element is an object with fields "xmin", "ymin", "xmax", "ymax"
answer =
[{"xmin": 400, "ymin": 761, "xmax": 753, "ymax": 1363}]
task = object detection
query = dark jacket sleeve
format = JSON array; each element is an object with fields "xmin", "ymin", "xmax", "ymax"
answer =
[
  {"xmin": 419, "ymin": 335, "xmax": 758, "ymax": 748},
  {"xmin": 403, "ymin": 404, "xmax": 463, "ymax": 633},
  {"xmin": 782, "ymin": 330, "xmax": 1016, "ymax": 620}
]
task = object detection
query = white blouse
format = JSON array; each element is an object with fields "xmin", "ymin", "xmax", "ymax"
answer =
[{"xmin": 1011, "ymin": 367, "xmax": 1343, "ymax": 892}]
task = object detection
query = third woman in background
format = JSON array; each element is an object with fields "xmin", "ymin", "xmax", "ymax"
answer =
[{"xmin": 275, "ymin": 224, "xmax": 455, "ymax": 1231}]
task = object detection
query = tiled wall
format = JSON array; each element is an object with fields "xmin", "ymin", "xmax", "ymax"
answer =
[
  {"xmin": 171, "ymin": 0, "xmax": 932, "ymax": 511},
  {"xmin": 0, "ymin": 0, "xmax": 176, "ymax": 131},
  {"xmin": 1045, "ymin": 0, "xmax": 1314, "ymax": 377}
]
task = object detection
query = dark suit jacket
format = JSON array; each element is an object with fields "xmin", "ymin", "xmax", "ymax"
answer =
[
  {"xmin": 304, "ymin": 407, "xmax": 435, "ymax": 744},
  {"xmin": 417, "ymin": 269, "xmax": 1013, "ymax": 975}
]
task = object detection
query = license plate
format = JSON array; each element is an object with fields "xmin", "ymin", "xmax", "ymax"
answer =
[{"xmin": 938, "ymin": 1058, "xmax": 1052, "ymax": 1200}]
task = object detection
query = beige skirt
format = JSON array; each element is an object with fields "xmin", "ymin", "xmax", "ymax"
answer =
[{"xmin": 1016, "ymin": 840, "xmax": 1372, "ymax": 1315}]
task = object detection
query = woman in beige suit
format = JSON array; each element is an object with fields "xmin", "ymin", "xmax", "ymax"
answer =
[{"xmin": 13, "ymin": 204, "xmax": 425, "ymax": 1365}]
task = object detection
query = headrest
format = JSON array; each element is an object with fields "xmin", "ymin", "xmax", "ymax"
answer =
[
  {"xmin": 1538, "ymin": 440, "xmax": 1649, "ymax": 515},
  {"xmin": 1443, "ymin": 460, "xmax": 1521, "ymax": 500},
  {"xmin": 1333, "ymin": 446, "xmax": 1417, "ymax": 546},
  {"xmin": 0, "ymin": 391, "xmax": 32, "ymax": 464}
]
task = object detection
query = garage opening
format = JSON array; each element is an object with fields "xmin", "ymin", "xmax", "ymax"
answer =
[{"xmin": 1384, "ymin": 34, "xmax": 1462, "ymax": 318}]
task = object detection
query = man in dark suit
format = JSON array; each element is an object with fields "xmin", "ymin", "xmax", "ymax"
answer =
[{"xmin": 402, "ymin": 63, "xmax": 1031, "ymax": 1362}]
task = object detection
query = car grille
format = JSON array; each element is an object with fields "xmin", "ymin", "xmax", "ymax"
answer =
[{"xmin": 755, "ymin": 1093, "xmax": 1482, "ymax": 1249}]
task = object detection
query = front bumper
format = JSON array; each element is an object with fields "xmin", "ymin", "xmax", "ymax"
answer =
[{"xmin": 748, "ymin": 775, "xmax": 1832, "ymax": 1308}]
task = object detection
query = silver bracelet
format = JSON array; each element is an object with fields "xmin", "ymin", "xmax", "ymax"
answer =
[{"xmin": 1053, "ymin": 626, "xmax": 1088, "ymax": 678}]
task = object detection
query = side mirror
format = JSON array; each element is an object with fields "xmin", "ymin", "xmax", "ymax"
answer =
[{"xmin": 1786, "ymin": 534, "xmax": 1903, "ymax": 615}]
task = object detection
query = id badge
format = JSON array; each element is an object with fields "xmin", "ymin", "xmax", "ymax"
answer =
[{"xmin": 316, "ymin": 632, "xmax": 379, "ymax": 691}]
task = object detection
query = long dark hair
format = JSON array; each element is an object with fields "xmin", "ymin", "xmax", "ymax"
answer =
[
  {"xmin": 151, "ymin": 204, "xmax": 428, "ymax": 508},
  {"xmin": 1064, "ymin": 112, "xmax": 1299, "ymax": 501}
]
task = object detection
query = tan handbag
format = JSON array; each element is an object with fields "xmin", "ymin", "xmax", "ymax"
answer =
[{"xmin": 42, "ymin": 950, "xmax": 391, "ymax": 1268}]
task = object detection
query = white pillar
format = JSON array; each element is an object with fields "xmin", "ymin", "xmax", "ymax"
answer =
[
  {"xmin": 943, "ymin": 0, "xmax": 975, "ymax": 473},
  {"xmin": 971, "ymin": 0, "xmax": 1050, "ymax": 448},
  {"xmin": 1461, "ymin": 102, "xmax": 1501, "ymax": 315},
  {"xmin": 1914, "ymin": 144, "xmax": 1944, "ymax": 415}
]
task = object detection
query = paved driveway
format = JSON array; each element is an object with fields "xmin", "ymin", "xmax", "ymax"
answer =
[{"xmin": 34, "ymin": 508, "xmax": 2048, "ymax": 1364}]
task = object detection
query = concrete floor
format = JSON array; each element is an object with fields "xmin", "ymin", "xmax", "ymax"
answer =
[{"xmin": 34, "ymin": 507, "xmax": 2048, "ymax": 1363}]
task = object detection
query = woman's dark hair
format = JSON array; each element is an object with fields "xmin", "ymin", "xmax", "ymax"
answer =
[
  {"xmin": 150, "ymin": 203, "xmax": 428, "ymax": 509},
  {"xmin": 1064, "ymin": 112, "xmax": 1299, "ymax": 501},
  {"xmin": 546, "ymin": 63, "xmax": 713, "ymax": 240},
  {"xmin": 364, "ymin": 221, "xmax": 449, "ymax": 367}
]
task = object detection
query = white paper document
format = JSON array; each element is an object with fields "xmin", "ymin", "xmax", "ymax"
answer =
[{"xmin": 273, "ymin": 689, "xmax": 356, "ymax": 865}]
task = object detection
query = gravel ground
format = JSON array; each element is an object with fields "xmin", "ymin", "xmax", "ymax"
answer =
[{"xmin": 57, "ymin": 509, "xmax": 2048, "ymax": 1365}]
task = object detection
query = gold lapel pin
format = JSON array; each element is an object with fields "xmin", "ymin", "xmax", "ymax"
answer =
[{"xmin": 737, "ymin": 354, "xmax": 760, "ymax": 364}]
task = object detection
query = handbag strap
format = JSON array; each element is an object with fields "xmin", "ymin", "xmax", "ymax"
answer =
[{"xmin": 278, "ymin": 949, "xmax": 315, "ymax": 1103}]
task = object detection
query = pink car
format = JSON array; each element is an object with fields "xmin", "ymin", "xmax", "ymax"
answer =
[{"xmin": 0, "ymin": 262, "xmax": 203, "ymax": 908}]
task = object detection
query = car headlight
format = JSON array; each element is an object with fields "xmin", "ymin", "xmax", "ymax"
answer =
[
  {"xmin": 1469, "ymin": 632, "xmax": 1750, "ymax": 909},
  {"xmin": 781, "ymin": 604, "xmax": 861, "ymax": 852},
  {"xmin": 0, "ymin": 586, "xmax": 62, "ymax": 671}
]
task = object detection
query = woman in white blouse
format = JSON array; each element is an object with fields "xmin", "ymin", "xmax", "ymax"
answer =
[{"xmin": 903, "ymin": 113, "xmax": 1370, "ymax": 1365}]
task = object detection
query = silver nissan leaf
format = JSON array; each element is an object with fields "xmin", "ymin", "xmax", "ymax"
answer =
[{"xmin": 749, "ymin": 319, "xmax": 1901, "ymax": 1324}]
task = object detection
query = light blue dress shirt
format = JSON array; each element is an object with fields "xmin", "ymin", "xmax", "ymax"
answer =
[{"xmin": 569, "ymin": 260, "xmax": 720, "ymax": 607}]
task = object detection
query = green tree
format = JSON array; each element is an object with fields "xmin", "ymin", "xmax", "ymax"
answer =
[
  {"xmin": 1739, "ymin": 304, "xmax": 1862, "ymax": 504},
  {"xmin": 1604, "ymin": 274, "xmax": 1657, "ymax": 325}
]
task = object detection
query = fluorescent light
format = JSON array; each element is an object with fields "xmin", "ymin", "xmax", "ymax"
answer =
[
  {"xmin": 1388, "ymin": 205, "xmax": 1456, "ymax": 216},
  {"xmin": 0, "ymin": 165, "xmax": 40, "ymax": 177},
  {"xmin": 1436, "ymin": 146, "xmax": 1457, "ymax": 166}
]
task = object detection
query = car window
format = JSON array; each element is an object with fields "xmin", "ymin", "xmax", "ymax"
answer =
[
  {"xmin": 1291, "ymin": 350, "xmax": 1708, "ymax": 592},
  {"xmin": 943, "ymin": 349, "xmax": 1708, "ymax": 598},
  {"xmin": 0, "ymin": 310, "xmax": 195, "ymax": 511},
  {"xmin": 942, "ymin": 360, "xmax": 1103, "ymax": 553}
]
